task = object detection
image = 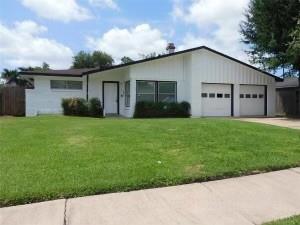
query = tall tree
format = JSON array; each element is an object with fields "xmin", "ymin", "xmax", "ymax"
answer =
[
  {"xmin": 72, "ymin": 51, "xmax": 114, "ymax": 69},
  {"xmin": 121, "ymin": 56, "xmax": 134, "ymax": 64},
  {"xmin": 287, "ymin": 20, "xmax": 300, "ymax": 77},
  {"xmin": 240, "ymin": 0, "xmax": 300, "ymax": 77},
  {"xmin": 72, "ymin": 51, "xmax": 94, "ymax": 68},
  {"xmin": 92, "ymin": 51, "xmax": 114, "ymax": 67}
]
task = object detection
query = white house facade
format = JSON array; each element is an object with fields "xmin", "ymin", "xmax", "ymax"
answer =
[{"xmin": 21, "ymin": 46, "xmax": 282, "ymax": 118}]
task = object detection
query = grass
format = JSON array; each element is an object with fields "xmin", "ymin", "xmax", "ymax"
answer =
[
  {"xmin": 264, "ymin": 215, "xmax": 300, "ymax": 225},
  {"xmin": 0, "ymin": 116, "xmax": 300, "ymax": 207}
]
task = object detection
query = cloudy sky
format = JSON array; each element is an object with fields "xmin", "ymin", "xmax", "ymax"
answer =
[{"xmin": 0, "ymin": 0, "xmax": 250, "ymax": 70}]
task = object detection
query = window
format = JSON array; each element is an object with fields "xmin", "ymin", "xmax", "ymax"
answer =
[
  {"xmin": 136, "ymin": 81, "xmax": 177, "ymax": 103},
  {"xmin": 125, "ymin": 81, "xmax": 130, "ymax": 107},
  {"xmin": 209, "ymin": 93, "xmax": 215, "ymax": 98},
  {"xmin": 158, "ymin": 82, "xmax": 176, "ymax": 103},
  {"xmin": 240, "ymin": 94, "xmax": 244, "ymax": 98},
  {"xmin": 224, "ymin": 94, "xmax": 230, "ymax": 98},
  {"xmin": 217, "ymin": 93, "xmax": 223, "ymax": 98},
  {"xmin": 245, "ymin": 94, "xmax": 251, "ymax": 98},
  {"xmin": 202, "ymin": 93, "xmax": 208, "ymax": 98},
  {"xmin": 136, "ymin": 81, "xmax": 156, "ymax": 102},
  {"xmin": 252, "ymin": 94, "xmax": 258, "ymax": 98},
  {"xmin": 50, "ymin": 80, "xmax": 82, "ymax": 90},
  {"xmin": 259, "ymin": 94, "xmax": 264, "ymax": 99}
]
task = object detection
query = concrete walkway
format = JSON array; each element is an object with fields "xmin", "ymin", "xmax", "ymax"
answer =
[
  {"xmin": 1, "ymin": 168, "xmax": 300, "ymax": 225},
  {"xmin": 237, "ymin": 117, "xmax": 300, "ymax": 129}
]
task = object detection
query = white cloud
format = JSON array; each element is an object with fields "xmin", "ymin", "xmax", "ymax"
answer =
[
  {"xmin": 89, "ymin": 0, "xmax": 119, "ymax": 10},
  {"xmin": 0, "ymin": 20, "xmax": 74, "ymax": 69},
  {"xmin": 172, "ymin": 0, "xmax": 250, "ymax": 62},
  {"xmin": 87, "ymin": 24, "xmax": 168, "ymax": 62},
  {"xmin": 21, "ymin": 0, "xmax": 92, "ymax": 22}
]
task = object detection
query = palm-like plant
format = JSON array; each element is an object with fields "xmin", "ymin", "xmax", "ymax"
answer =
[{"xmin": 1, "ymin": 69, "xmax": 31, "ymax": 87}]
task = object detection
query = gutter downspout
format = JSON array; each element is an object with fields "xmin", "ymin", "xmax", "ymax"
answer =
[{"xmin": 86, "ymin": 74, "xmax": 89, "ymax": 101}]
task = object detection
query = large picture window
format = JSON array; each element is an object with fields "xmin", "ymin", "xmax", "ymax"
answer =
[
  {"xmin": 136, "ymin": 81, "xmax": 177, "ymax": 103},
  {"xmin": 125, "ymin": 81, "xmax": 130, "ymax": 107},
  {"xmin": 136, "ymin": 81, "xmax": 156, "ymax": 102},
  {"xmin": 158, "ymin": 82, "xmax": 176, "ymax": 103},
  {"xmin": 50, "ymin": 80, "xmax": 82, "ymax": 90}
]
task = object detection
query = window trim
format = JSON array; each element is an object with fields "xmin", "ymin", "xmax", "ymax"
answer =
[{"xmin": 136, "ymin": 80, "xmax": 177, "ymax": 103}]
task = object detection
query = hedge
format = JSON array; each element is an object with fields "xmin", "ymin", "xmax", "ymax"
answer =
[
  {"xmin": 62, "ymin": 98, "xmax": 103, "ymax": 117},
  {"xmin": 134, "ymin": 101, "xmax": 191, "ymax": 118}
]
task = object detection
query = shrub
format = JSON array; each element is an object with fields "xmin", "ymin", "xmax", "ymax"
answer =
[
  {"xmin": 62, "ymin": 98, "xmax": 88, "ymax": 116},
  {"xmin": 134, "ymin": 101, "xmax": 191, "ymax": 118},
  {"xmin": 62, "ymin": 97, "xmax": 104, "ymax": 117},
  {"xmin": 88, "ymin": 98, "xmax": 103, "ymax": 118}
]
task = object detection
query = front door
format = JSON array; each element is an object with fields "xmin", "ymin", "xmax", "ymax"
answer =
[{"xmin": 103, "ymin": 82, "xmax": 119, "ymax": 114}]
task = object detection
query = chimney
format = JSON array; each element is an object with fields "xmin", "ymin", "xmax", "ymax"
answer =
[{"xmin": 166, "ymin": 43, "xmax": 176, "ymax": 54}]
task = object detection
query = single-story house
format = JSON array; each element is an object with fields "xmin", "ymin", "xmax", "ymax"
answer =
[
  {"xmin": 276, "ymin": 77, "xmax": 300, "ymax": 116},
  {"xmin": 20, "ymin": 45, "xmax": 282, "ymax": 117}
]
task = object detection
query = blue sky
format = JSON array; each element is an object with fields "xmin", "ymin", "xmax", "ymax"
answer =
[{"xmin": 0, "ymin": 0, "xmax": 250, "ymax": 70}]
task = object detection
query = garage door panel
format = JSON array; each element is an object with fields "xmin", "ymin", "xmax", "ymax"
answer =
[
  {"xmin": 202, "ymin": 84, "xmax": 232, "ymax": 117},
  {"xmin": 240, "ymin": 85, "xmax": 265, "ymax": 116}
]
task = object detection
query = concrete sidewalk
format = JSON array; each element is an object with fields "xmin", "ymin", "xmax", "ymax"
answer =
[
  {"xmin": 237, "ymin": 117, "xmax": 300, "ymax": 129},
  {"xmin": 1, "ymin": 168, "xmax": 300, "ymax": 225}
]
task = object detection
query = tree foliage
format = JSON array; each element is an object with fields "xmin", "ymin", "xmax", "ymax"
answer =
[
  {"xmin": 1, "ymin": 62, "xmax": 50, "ymax": 88},
  {"xmin": 1, "ymin": 69, "xmax": 30, "ymax": 87},
  {"xmin": 240, "ymin": 0, "xmax": 300, "ymax": 76},
  {"xmin": 121, "ymin": 56, "xmax": 134, "ymax": 64},
  {"xmin": 287, "ymin": 21, "xmax": 300, "ymax": 73},
  {"xmin": 19, "ymin": 62, "xmax": 50, "ymax": 72},
  {"xmin": 72, "ymin": 51, "xmax": 114, "ymax": 69}
]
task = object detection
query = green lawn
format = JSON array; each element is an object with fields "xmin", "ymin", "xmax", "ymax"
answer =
[
  {"xmin": 264, "ymin": 216, "xmax": 300, "ymax": 225},
  {"xmin": 0, "ymin": 116, "xmax": 300, "ymax": 207}
]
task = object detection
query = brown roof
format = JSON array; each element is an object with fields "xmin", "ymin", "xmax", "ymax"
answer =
[
  {"xmin": 19, "ymin": 46, "xmax": 283, "ymax": 81},
  {"xmin": 20, "ymin": 68, "xmax": 97, "ymax": 77}
]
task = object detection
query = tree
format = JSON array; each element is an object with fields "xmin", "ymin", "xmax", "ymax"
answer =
[
  {"xmin": 92, "ymin": 51, "xmax": 114, "ymax": 67},
  {"xmin": 1, "ymin": 62, "xmax": 49, "ymax": 88},
  {"xmin": 72, "ymin": 51, "xmax": 114, "ymax": 69},
  {"xmin": 72, "ymin": 51, "xmax": 94, "ymax": 69},
  {"xmin": 287, "ymin": 21, "xmax": 300, "ymax": 76},
  {"xmin": 141, "ymin": 52, "xmax": 158, "ymax": 59},
  {"xmin": 121, "ymin": 56, "xmax": 134, "ymax": 64},
  {"xmin": 240, "ymin": 0, "xmax": 300, "ymax": 77},
  {"xmin": 42, "ymin": 62, "xmax": 50, "ymax": 71},
  {"xmin": 1, "ymin": 69, "xmax": 29, "ymax": 87},
  {"xmin": 19, "ymin": 62, "xmax": 50, "ymax": 72}
]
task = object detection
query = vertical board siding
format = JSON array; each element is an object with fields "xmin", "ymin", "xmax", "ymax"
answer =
[{"xmin": 0, "ymin": 87, "xmax": 25, "ymax": 116}]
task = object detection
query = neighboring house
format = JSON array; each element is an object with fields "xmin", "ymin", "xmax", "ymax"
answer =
[
  {"xmin": 276, "ymin": 77, "xmax": 300, "ymax": 116},
  {"xmin": 20, "ymin": 45, "xmax": 282, "ymax": 117}
]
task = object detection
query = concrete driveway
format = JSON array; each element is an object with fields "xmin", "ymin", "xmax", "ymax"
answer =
[
  {"xmin": 1, "ymin": 168, "xmax": 300, "ymax": 225},
  {"xmin": 237, "ymin": 117, "xmax": 300, "ymax": 129}
]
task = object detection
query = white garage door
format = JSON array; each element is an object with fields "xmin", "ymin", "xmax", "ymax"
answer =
[
  {"xmin": 201, "ymin": 83, "xmax": 232, "ymax": 117},
  {"xmin": 240, "ymin": 85, "xmax": 265, "ymax": 116}
]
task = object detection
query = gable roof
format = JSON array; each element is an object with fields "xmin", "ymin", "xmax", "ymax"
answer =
[{"xmin": 20, "ymin": 46, "xmax": 283, "ymax": 81}]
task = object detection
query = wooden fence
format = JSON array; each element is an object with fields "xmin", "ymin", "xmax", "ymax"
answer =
[{"xmin": 0, "ymin": 87, "xmax": 25, "ymax": 116}]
